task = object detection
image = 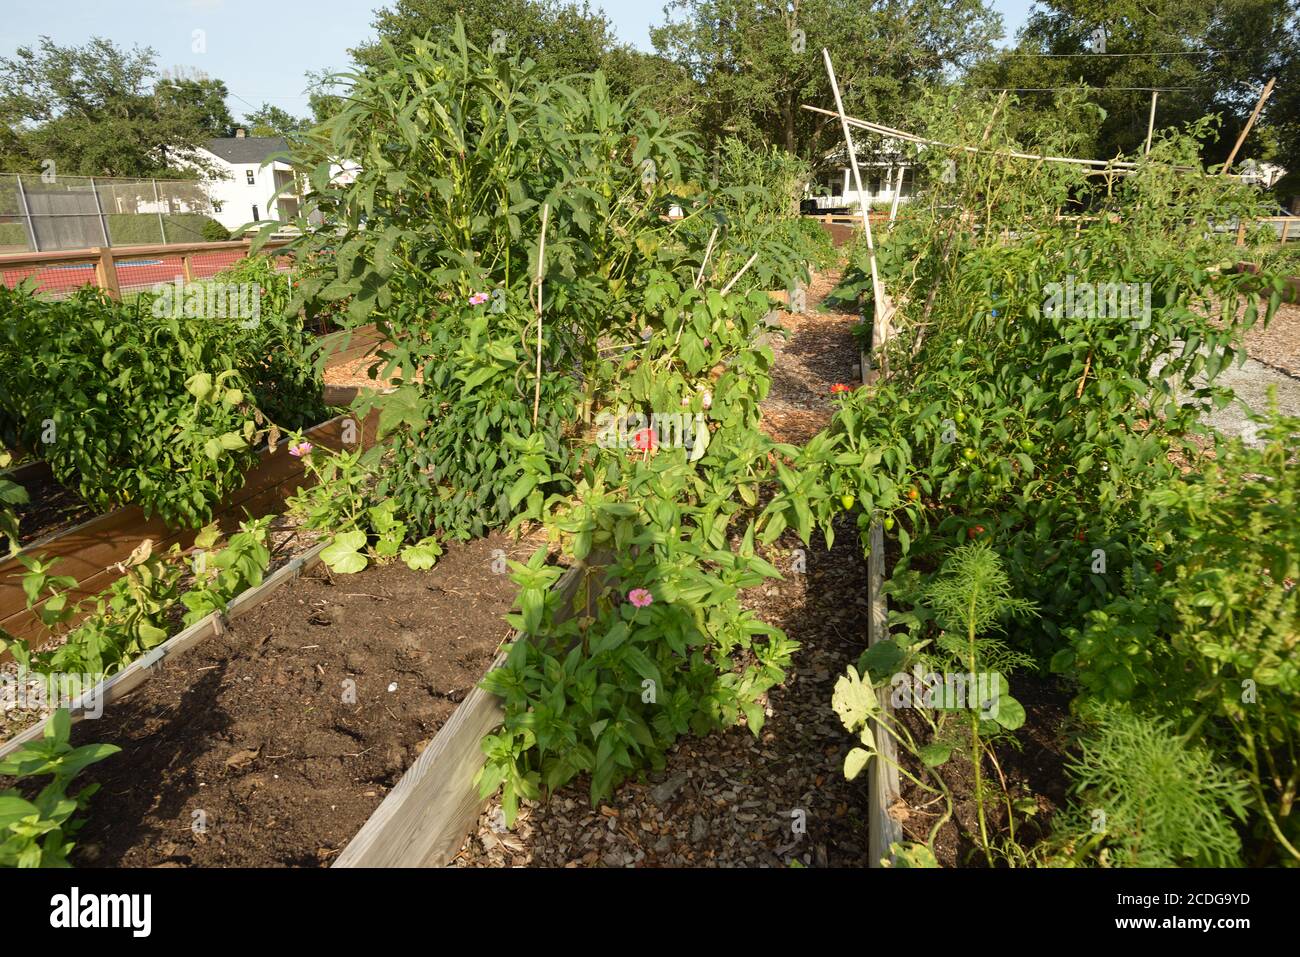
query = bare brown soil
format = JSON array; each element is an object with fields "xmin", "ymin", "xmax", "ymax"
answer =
[
  {"xmin": 8, "ymin": 467, "xmax": 96, "ymax": 547},
  {"xmin": 62, "ymin": 532, "xmax": 528, "ymax": 868}
]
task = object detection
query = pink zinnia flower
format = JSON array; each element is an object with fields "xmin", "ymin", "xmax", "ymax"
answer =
[
  {"xmin": 628, "ymin": 588, "xmax": 653, "ymax": 608},
  {"xmin": 631, "ymin": 427, "xmax": 657, "ymax": 452},
  {"xmin": 469, "ymin": 292, "xmax": 490, "ymax": 306},
  {"xmin": 289, "ymin": 441, "xmax": 313, "ymax": 457}
]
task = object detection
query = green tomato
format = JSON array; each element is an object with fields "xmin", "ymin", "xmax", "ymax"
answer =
[
  {"xmin": 954, "ymin": 410, "xmax": 966, "ymax": 424},
  {"xmin": 962, "ymin": 448, "xmax": 977, "ymax": 461},
  {"xmin": 840, "ymin": 494, "xmax": 855, "ymax": 511},
  {"xmin": 883, "ymin": 516, "xmax": 895, "ymax": 531}
]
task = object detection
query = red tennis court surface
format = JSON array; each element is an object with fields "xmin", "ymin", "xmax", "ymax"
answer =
[{"xmin": 1, "ymin": 248, "xmax": 290, "ymax": 298}]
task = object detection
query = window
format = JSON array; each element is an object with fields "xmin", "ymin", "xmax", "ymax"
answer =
[
  {"xmin": 245, "ymin": 169, "xmax": 255, "ymax": 185},
  {"xmin": 251, "ymin": 205, "xmax": 259, "ymax": 222}
]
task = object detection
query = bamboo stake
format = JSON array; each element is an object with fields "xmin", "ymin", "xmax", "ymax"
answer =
[
  {"xmin": 719, "ymin": 251, "xmax": 759, "ymax": 295},
  {"xmin": 822, "ymin": 48, "xmax": 889, "ymax": 377},
  {"xmin": 695, "ymin": 226, "xmax": 719, "ymax": 289},
  {"xmin": 1223, "ymin": 77, "xmax": 1275, "ymax": 175},
  {"xmin": 1144, "ymin": 91, "xmax": 1158, "ymax": 155},
  {"xmin": 800, "ymin": 104, "xmax": 1204, "ymax": 174},
  {"xmin": 674, "ymin": 227, "xmax": 722, "ymax": 352},
  {"xmin": 531, "ymin": 203, "xmax": 549, "ymax": 428}
]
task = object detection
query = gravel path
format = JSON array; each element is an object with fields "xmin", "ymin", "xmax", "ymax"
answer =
[
  {"xmin": 451, "ymin": 269, "xmax": 875, "ymax": 867},
  {"xmin": 1199, "ymin": 354, "xmax": 1300, "ymax": 439}
]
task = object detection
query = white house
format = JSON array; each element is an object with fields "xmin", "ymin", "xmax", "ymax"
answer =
[
  {"xmin": 810, "ymin": 158, "xmax": 915, "ymax": 212},
  {"xmin": 809, "ymin": 139, "xmax": 916, "ymax": 212},
  {"xmin": 191, "ymin": 132, "xmax": 306, "ymax": 232}
]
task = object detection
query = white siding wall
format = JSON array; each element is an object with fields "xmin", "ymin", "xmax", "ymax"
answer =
[
  {"xmin": 812, "ymin": 164, "xmax": 913, "ymax": 211},
  {"xmin": 194, "ymin": 150, "xmax": 300, "ymax": 232}
]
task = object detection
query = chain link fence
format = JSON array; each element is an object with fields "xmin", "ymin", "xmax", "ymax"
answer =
[{"xmin": 0, "ymin": 173, "xmax": 220, "ymax": 252}]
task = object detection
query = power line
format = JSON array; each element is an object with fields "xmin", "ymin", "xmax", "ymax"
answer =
[
  {"xmin": 1000, "ymin": 49, "xmax": 1247, "ymax": 58},
  {"xmin": 972, "ymin": 86, "xmax": 1195, "ymax": 92}
]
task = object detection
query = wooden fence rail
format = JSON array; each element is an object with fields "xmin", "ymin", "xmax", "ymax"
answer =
[{"xmin": 0, "ymin": 237, "xmax": 296, "ymax": 299}]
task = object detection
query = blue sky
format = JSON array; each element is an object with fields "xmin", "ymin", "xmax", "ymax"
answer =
[{"xmin": 0, "ymin": 0, "xmax": 1037, "ymax": 123}]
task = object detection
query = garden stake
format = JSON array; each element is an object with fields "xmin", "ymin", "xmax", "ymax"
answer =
[
  {"xmin": 887, "ymin": 165, "xmax": 905, "ymax": 231},
  {"xmin": 531, "ymin": 202, "xmax": 549, "ymax": 428},
  {"xmin": 1145, "ymin": 91, "xmax": 1158, "ymax": 155},
  {"xmin": 695, "ymin": 226, "xmax": 718, "ymax": 289},
  {"xmin": 822, "ymin": 48, "xmax": 890, "ymax": 377},
  {"xmin": 1222, "ymin": 77, "xmax": 1275, "ymax": 175},
  {"xmin": 1076, "ymin": 351, "xmax": 1093, "ymax": 399},
  {"xmin": 720, "ymin": 251, "xmax": 759, "ymax": 295}
]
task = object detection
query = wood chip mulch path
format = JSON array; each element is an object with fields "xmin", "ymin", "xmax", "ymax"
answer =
[
  {"xmin": 1245, "ymin": 299, "xmax": 1300, "ymax": 379},
  {"xmin": 451, "ymin": 268, "xmax": 877, "ymax": 867}
]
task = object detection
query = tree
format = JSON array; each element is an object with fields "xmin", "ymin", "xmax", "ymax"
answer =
[
  {"xmin": 155, "ymin": 73, "xmax": 236, "ymax": 137},
  {"xmin": 305, "ymin": 69, "xmax": 348, "ymax": 126},
  {"xmin": 0, "ymin": 37, "xmax": 219, "ymax": 177},
  {"xmin": 648, "ymin": 0, "xmax": 1003, "ymax": 173},
  {"xmin": 968, "ymin": 0, "xmax": 1298, "ymax": 173},
  {"xmin": 352, "ymin": 0, "xmax": 616, "ymax": 76},
  {"xmin": 242, "ymin": 103, "xmax": 311, "ymax": 139}
]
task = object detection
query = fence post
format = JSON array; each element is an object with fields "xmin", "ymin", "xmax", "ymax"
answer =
[
  {"xmin": 14, "ymin": 174, "xmax": 39, "ymax": 252},
  {"xmin": 90, "ymin": 176, "xmax": 111, "ymax": 246},
  {"xmin": 1235, "ymin": 221, "xmax": 1247, "ymax": 246},
  {"xmin": 152, "ymin": 179, "xmax": 167, "ymax": 244},
  {"xmin": 94, "ymin": 247, "xmax": 121, "ymax": 300},
  {"xmin": 181, "ymin": 254, "xmax": 194, "ymax": 282},
  {"xmin": 1282, "ymin": 219, "xmax": 1290, "ymax": 243}
]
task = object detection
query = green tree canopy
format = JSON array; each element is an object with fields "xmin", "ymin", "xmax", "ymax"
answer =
[
  {"xmin": 0, "ymin": 37, "xmax": 223, "ymax": 177},
  {"xmin": 352, "ymin": 0, "xmax": 617, "ymax": 75},
  {"xmin": 241, "ymin": 103, "xmax": 312, "ymax": 139},
  {"xmin": 155, "ymin": 74, "xmax": 237, "ymax": 138},
  {"xmin": 968, "ymin": 0, "xmax": 1298, "ymax": 176},
  {"xmin": 649, "ymin": 0, "xmax": 1002, "ymax": 172}
]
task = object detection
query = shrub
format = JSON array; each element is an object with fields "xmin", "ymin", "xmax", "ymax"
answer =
[
  {"xmin": 0, "ymin": 282, "xmax": 324, "ymax": 526},
  {"xmin": 201, "ymin": 218, "xmax": 232, "ymax": 242}
]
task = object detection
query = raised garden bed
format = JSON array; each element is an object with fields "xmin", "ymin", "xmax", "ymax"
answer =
[
  {"xmin": 0, "ymin": 411, "xmax": 379, "ymax": 646},
  {"xmin": 7, "ymin": 532, "xmax": 541, "ymax": 867}
]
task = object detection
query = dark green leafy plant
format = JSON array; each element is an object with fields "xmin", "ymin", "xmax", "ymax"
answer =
[
  {"xmin": 0, "ymin": 281, "xmax": 323, "ymax": 527},
  {"xmin": 1056, "ymin": 408, "xmax": 1300, "ymax": 863},
  {"xmin": 0, "ymin": 443, "xmax": 27, "ymax": 555}
]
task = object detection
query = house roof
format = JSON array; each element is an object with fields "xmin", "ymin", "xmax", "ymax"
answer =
[{"xmin": 205, "ymin": 136, "xmax": 290, "ymax": 164}]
